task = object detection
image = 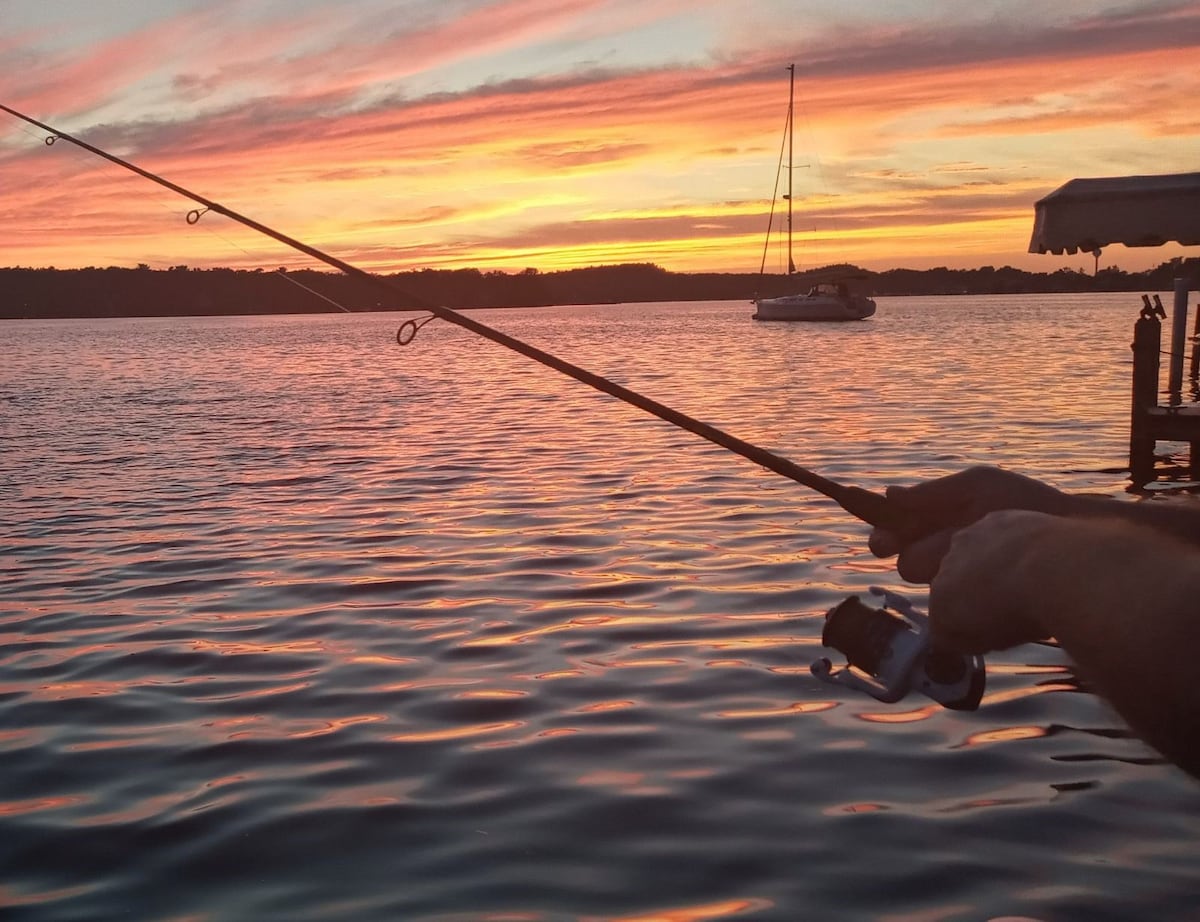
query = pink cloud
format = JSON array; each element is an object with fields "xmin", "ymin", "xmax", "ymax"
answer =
[{"xmin": 3, "ymin": 1, "xmax": 1198, "ymax": 274}]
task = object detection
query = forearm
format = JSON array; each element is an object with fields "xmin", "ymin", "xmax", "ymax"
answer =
[
  {"xmin": 1064, "ymin": 493, "xmax": 1200, "ymax": 548},
  {"xmin": 1013, "ymin": 518, "xmax": 1200, "ymax": 777}
]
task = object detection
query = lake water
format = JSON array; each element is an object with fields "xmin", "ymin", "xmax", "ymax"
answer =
[{"xmin": 3, "ymin": 293, "xmax": 1198, "ymax": 921}]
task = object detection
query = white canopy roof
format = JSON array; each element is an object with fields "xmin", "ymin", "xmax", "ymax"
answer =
[{"xmin": 1028, "ymin": 172, "xmax": 1200, "ymax": 255}]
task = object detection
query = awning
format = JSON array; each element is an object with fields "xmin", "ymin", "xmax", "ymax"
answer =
[{"xmin": 1028, "ymin": 172, "xmax": 1200, "ymax": 255}]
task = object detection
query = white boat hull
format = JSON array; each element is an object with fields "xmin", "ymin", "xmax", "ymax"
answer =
[{"xmin": 752, "ymin": 293, "xmax": 876, "ymax": 322}]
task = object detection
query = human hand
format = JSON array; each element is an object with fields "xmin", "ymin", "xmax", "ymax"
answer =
[
  {"xmin": 868, "ymin": 466, "xmax": 1069, "ymax": 583},
  {"xmin": 928, "ymin": 509, "xmax": 1052, "ymax": 653}
]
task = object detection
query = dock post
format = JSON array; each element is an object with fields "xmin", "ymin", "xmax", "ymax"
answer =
[
  {"xmin": 1190, "ymin": 291, "xmax": 1200, "ymax": 382},
  {"xmin": 1192, "ymin": 292, "xmax": 1200, "ymax": 479},
  {"xmin": 1167, "ymin": 278, "xmax": 1189, "ymax": 401},
  {"xmin": 1130, "ymin": 305, "xmax": 1162, "ymax": 485}
]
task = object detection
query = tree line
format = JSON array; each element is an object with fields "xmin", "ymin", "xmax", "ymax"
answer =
[{"xmin": 2, "ymin": 259, "xmax": 1197, "ymax": 319}]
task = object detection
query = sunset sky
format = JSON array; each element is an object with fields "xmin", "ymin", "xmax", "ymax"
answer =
[{"xmin": 1, "ymin": 0, "xmax": 1197, "ymax": 276}]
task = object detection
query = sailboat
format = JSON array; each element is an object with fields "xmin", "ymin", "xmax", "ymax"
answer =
[{"xmin": 752, "ymin": 65, "xmax": 876, "ymax": 322}]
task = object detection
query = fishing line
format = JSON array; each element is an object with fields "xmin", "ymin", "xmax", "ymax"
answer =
[
  {"xmin": 273, "ymin": 270, "xmax": 356, "ymax": 314},
  {"xmin": 177, "ymin": 215, "xmax": 363, "ymax": 315},
  {"xmin": 757, "ymin": 103, "xmax": 789, "ymax": 278},
  {"xmin": 179, "ymin": 219, "xmax": 363, "ymax": 314},
  {"xmin": 7, "ymin": 114, "xmax": 360, "ymax": 315},
  {"xmin": 2, "ymin": 102, "xmax": 904, "ymax": 533}
]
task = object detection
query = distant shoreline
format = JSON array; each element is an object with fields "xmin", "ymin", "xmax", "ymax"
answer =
[{"xmin": 2, "ymin": 260, "xmax": 1195, "ymax": 320}]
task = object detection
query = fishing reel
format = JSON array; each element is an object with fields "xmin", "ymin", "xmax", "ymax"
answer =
[{"xmin": 811, "ymin": 587, "xmax": 985, "ymax": 711}]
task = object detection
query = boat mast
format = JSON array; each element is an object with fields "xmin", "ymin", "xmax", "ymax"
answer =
[{"xmin": 786, "ymin": 63, "xmax": 795, "ymax": 276}]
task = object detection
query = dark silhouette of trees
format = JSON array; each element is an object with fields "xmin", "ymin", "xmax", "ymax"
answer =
[{"xmin": 1, "ymin": 258, "xmax": 1196, "ymax": 320}]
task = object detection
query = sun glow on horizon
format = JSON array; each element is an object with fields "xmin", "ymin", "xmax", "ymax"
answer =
[{"xmin": 1, "ymin": 1, "xmax": 1197, "ymax": 276}]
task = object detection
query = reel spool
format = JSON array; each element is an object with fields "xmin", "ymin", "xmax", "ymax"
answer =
[{"xmin": 811, "ymin": 587, "xmax": 985, "ymax": 711}]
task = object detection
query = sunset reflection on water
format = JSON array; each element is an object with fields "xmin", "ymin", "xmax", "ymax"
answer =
[{"xmin": 4, "ymin": 295, "xmax": 1199, "ymax": 920}]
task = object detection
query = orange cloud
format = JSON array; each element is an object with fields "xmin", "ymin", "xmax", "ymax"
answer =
[{"xmin": 2, "ymin": 2, "xmax": 1197, "ymax": 274}]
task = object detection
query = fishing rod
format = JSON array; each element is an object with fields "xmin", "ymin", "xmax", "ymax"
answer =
[
  {"xmin": 1, "ymin": 102, "xmax": 897, "ymax": 531},
  {"xmin": 7, "ymin": 104, "xmax": 991, "ymax": 710}
]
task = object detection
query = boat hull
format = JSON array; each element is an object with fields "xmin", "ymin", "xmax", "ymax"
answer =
[{"xmin": 752, "ymin": 294, "xmax": 876, "ymax": 322}]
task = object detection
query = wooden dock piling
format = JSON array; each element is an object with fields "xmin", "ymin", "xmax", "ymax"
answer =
[
  {"xmin": 1129, "ymin": 291, "xmax": 1200, "ymax": 485},
  {"xmin": 1190, "ymin": 298, "xmax": 1200, "ymax": 382}
]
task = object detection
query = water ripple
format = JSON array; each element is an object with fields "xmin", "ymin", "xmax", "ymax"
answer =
[{"xmin": 2, "ymin": 298, "xmax": 1198, "ymax": 921}]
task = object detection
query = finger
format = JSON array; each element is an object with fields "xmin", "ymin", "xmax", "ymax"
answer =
[
  {"xmin": 887, "ymin": 469, "xmax": 982, "ymax": 512},
  {"xmin": 868, "ymin": 527, "xmax": 901, "ymax": 559},
  {"xmin": 895, "ymin": 528, "xmax": 955, "ymax": 584},
  {"xmin": 882, "ymin": 474, "xmax": 985, "ymax": 545},
  {"xmin": 928, "ymin": 620, "xmax": 990, "ymax": 655},
  {"xmin": 873, "ymin": 480, "xmax": 973, "ymax": 559},
  {"xmin": 883, "ymin": 483, "xmax": 914, "ymax": 508}
]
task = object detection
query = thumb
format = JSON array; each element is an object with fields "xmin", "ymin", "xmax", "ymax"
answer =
[{"xmin": 895, "ymin": 529, "xmax": 955, "ymax": 584}]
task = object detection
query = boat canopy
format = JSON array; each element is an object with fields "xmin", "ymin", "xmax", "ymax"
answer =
[
  {"xmin": 1028, "ymin": 172, "xmax": 1200, "ymax": 255},
  {"xmin": 801, "ymin": 264, "xmax": 870, "ymax": 282}
]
